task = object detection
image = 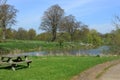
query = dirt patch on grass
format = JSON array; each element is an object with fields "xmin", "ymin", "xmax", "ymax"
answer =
[{"xmin": 71, "ymin": 60, "xmax": 120, "ymax": 80}]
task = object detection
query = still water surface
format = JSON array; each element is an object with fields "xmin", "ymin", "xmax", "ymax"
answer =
[{"xmin": 23, "ymin": 46, "xmax": 109, "ymax": 56}]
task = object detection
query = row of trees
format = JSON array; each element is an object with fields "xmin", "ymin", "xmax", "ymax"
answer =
[
  {"xmin": 0, "ymin": 28, "xmax": 36, "ymax": 40},
  {"xmin": 0, "ymin": 25, "xmax": 103, "ymax": 46}
]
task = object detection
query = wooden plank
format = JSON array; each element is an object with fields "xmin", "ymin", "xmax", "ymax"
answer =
[
  {"xmin": 12, "ymin": 60, "xmax": 32, "ymax": 65},
  {"xmin": 1, "ymin": 55, "xmax": 27, "ymax": 58},
  {"xmin": 0, "ymin": 61, "xmax": 11, "ymax": 65}
]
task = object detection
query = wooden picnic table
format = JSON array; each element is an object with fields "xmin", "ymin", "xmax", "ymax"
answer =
[{"xmin": 0, "ymin": 54, "xmax": 32, "ymax": 71}]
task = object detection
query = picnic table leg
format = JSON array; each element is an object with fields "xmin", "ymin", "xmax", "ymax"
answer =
[
  {"xmin": 25, "ymin": 56, "xmax": 28, "ymax": 61},
  {"xmin": 11, "ymin": 64, "xmax": 16, "ymax": 71},
  {"xmin": 1, "ymin": 57, "xmax": 4, "ymax": 61},
  {"xmin": 27, "ymin": 62, "xmax": 30, "ymax": 68}
]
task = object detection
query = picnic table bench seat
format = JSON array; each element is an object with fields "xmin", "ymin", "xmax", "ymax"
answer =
[
  {"xmin": 0, "ymin": 60, "xmax": 31, "ymax": 64},
  {"xmin": 11, "ymin": 60, "xmax": 32, "ymax": 71},
  {"xmin": 0, "ymin": 61, "xmax": 10, "ymax": 65}
]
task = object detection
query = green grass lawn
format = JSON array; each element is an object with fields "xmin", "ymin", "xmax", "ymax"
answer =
[{"xmin": 0, "ymin": 56, "xmax": 119, "ymax": 80}]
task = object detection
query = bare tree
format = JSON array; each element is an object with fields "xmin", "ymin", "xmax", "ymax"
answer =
[
  {"xmin": 40, "ymin": 4, "xmax": 64, "ymax": 42},
  {"xmin": 0, "ymin": 0, "xmax": 7, "ymax": 5},
  {"xmin": 61, "ymin": 15, "xmax": 81, "ymax": 41},
  {"xmin": 0, "ymin": 3, "xmax": 17, "ymax": 40},
  {"xmin": 113, "ymin": 15, "xmax": 120, "ymax": 29},
  {"xmin": 111, "ymin": 15, "xmax": 120, "ymax": 54}
]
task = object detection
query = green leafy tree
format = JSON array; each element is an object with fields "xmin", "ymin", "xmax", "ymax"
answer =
[
  {"xmin": 79, "ymin": 25, "xmax": 90, "ymax": 42},
  {"xmin": 90, "ymin": 29, "xmax": 102, "ymax": 46},
  {"xmin": 36, "ymin": 32, "xmax": 52, "ymax": 41},
  {"xmin": 0, "ymin": 28, "xmax": 2, "ymax": 39},
  {"xmin": 16, "ymin": 27, "xmax": 28, "ymax": 40},
  {"xmin": 28, "ymin": 28, "xmax": 36, "ymax": 40},
  {"xmin": 6, "ymin": 28, "xmax": 14, "ymax": 39}
]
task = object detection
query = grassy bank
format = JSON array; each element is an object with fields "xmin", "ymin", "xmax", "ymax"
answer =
[
  {"xmin": 0, "ymin": 56, "xmax": 119, "ymax": 80},
  {"xmin": 0, "ymin": 40, "xmax": 91, "ymax": 54}
]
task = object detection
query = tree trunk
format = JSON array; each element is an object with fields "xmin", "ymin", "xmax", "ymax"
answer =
[
  {"xmin": 51, "ymin": 29, "xmax": 57, "ymax": 42},
  {"xmin": 2, "ymin": 28, "xmax": 6, "ymax": 40},
  {"xmin": 70, "ymin": 33, "xmax": 73, "ymax": 42}
]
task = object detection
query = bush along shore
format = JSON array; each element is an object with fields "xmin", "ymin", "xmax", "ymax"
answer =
[{"xmin": 0, "ymin": 40, "xmax": 95, "ymax": 55}]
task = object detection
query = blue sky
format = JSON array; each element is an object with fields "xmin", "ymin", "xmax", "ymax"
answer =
[{"xmin": 7, "ymin": 0, "xmax": 120, "ymax": 34}]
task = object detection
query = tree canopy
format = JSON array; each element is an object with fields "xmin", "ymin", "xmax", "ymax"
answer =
[
  {"xmin": 0, "ymin": 3, "xmax": 18, "ymax": 40},
  {"xmin": 40, "ymin": 4, "xmax": 64, "ymax": 41}
]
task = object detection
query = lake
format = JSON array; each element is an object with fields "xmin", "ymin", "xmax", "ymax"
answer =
[{"xmin": 22, "ymin": 46, "xmax": 109, "ymax": 56}]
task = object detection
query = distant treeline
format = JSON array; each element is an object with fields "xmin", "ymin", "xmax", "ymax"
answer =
[{"xmin": 0, "ymin": 26, "xmax": 107, "ymax": 46}]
